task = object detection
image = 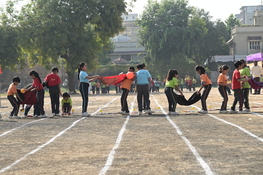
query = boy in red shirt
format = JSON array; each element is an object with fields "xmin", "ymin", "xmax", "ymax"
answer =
[{"xmin": 230, "ymin": 61, "xmax": 249, "ymax": 114}]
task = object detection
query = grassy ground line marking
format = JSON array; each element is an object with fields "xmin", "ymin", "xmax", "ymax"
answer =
[
  {"xmin": 99, "ymin": 97, "xmax": 136, "ymax": 175},
  {"xmin": 153, "ymin": 96, "xmax": 214, "ymax": 175},
  {"xmin": 0, "ymin": 97, "xmax": 119, "ymax": 173},
  {"xmin": 191, "ymin": 105, "xmax": 263, "ymax": 143}
]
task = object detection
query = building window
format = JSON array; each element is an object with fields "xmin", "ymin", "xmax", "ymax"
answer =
[{"xmin": 249, "ymin": 41, "xmax": 260, "ymax": 50}]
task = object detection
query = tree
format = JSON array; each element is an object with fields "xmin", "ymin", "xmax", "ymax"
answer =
[
  {"xmin": 225, "ymin": 14, "xmax": 240, "ymax": 37},
  {"xmin": 97, "ymin": 41, "xmax": 115, "ymax": 65},
  {"xmin": 17, "ymin": 0, "xmax": 130, "ymax": 92},
  {"xmin": 137, "ymin": 0, "xmax": 192, "ymax": 77}
]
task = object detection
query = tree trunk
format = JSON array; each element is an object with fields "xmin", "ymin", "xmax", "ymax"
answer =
[{"xmin": 67, "ymin": 71, "xmax": 76, "ymax": 94}]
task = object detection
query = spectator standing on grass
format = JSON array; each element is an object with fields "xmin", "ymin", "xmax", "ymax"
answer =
[
  {"xmin": 230, "ymin": 61, "xmax": 249, "ymax": 114},
  {"xmin": 26, "ymin": 70, "xmax": 45, "ymax": 118},
  {"xmin": 217, "ymin": 65, "xmax": 231, "ymax": 114},
  {"xmin": 95, "ymin": 81, "xmax": 100, "ymax": 94},
  {"xmin": 251, "ymin": 61, "xmax": 262, "ymax": 94},
  {"xmin": 240, "ymin": 59, "xmax": 251, "ymax": 112},
  {"xmin": 43, "ymin": 67, "xmax": 62, "ymax": 116},
  {"xmin": 136, "ymin": 63, "xmax": 153, "ymax": 115},
  {"xmin": 192, "ymin": 77, "xmax": 197, "ymax": 91},
  {"xmin": 118, "ymin": 67, "xmax": 135, "ymax": 115},
  {"xmin": 7, "ymin": 76, "xmax": 23, "ymax": 119},
  {"xmin": 78, "ymin": 62, "xmax": 99, "ymax": 117},
  {"xmin": 154, "ymin": 78, "xmax": 160, "ymax": 92},
  {"xmin": 195, "ymin": 65, "xmax": 212, "ymax": 114}
]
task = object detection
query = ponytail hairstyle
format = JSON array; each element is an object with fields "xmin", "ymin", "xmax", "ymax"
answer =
[
  {"xmin": 219, "ymin": 65, "xmax": 229, "ymax": 73},
  {"xmin": 29, "ymin": 70, "xmax": 42, "ymax": 83},
  {"xmin": 78, "ymin": 62, "xmax": 86, "ymax": 81},
  {"xmin": 166, "ymin": 69, "xmax": 178, "ymax": 81},
  {"xmin": 195, "ymin": 65, "xmax": 206, "ymax": 75}
]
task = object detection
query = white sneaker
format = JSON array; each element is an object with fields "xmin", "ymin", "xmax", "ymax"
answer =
[
  {"xmin": 82, "ymin": 112, "xmax": 90, "ymax": 117},
  {"xmin": 33, "ymin": 115, "xmax": 39, "ymax": 118},
  {"xmin": 198, "ymin": 110, "xmax": 208, "ymax": 114},
  {"xmin": 219, "ymin": 110, "xmax": 228, "ymax": 114},
  {"xmin": 244, "ymin": 109, "xmax": 250, "ymax": 112},
  {"xmin": 229, "ymin": 110, "xmax": 238, "ymax": 114},
  {"xmin": 144, "ymin": 109, "xmax": 154, "ymax": 114},
  {"xmin": 138, "ymin": 111, "xmax": 142, "ymax": 115},
  {"xmin": 238, "ymin": 110, "xmax": 248, "ymax": 114},
  {"xmin": 21, "ymin": 115, "xmax": 27, "ymax": 119},
  {"xmin": 12, "ymin": 115, "xmax": 21, "ymax": 119},
  {"xmin": 118, "ymin": 111, "xmax": 125, "ymax": 114},
  {"xmin": 38, "ymin": 115, "xmax": 46, "ymax": 118},
  {"xmin": 169, "ymin": 112, "xmax": 179, "ymax": 115}
]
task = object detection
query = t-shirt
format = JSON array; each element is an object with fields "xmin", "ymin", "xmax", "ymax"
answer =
[
  {"xmin": 154, "ymin": 81, "xmax": 160, "ymax": 87},
  {"xmin": 217, "ymin": 73, "xmax": 227, "ymax": 85},
  {"xmin": 136, "ymin": 70, "xmax": 151, "ymax": 85},
  {"xmin": 91, "ymin": 82, "xmax": 96, "ymax": 86},
  {"xmin": 7, "ymin": 83, "xmax": 17, "ymax": 96},
  {"xmin": 200, "ymin": 74, "xmax": 212, "ymax": 85},
  {"xmin": 232, "ymin": 69, "xmax": 241, "ymax": 89},
  {"xmin": 44, "ymin": 73, "xmax": 62, "ymax": 87},
  {"xmin": 121, "ymin": 79, "xmax": 133, "ymax": 90},
  {"xmin": 165, "ymin": 77, "xmax": 178, "ymax": 89},
  {"xmin": 251, "ymin": 65, "xmax": 262, "ymax": 78},
  {"xmin": 79, "ymin": 71, "xmax": 89, "ymax": 83},
  {"xmin": 32, "ymin": 78, "xmax": 43, "ymax": 91},
  {"xmin": 61, "ymin": 97, "xmax": 72, "ymax": 106},
  {"xmin": 239, "ymin": 66, "xmax": 251, "ymax": 89}
]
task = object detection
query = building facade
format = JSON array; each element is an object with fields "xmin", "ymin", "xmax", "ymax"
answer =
[
  {"xmin": 227, "ymin": 25, "xmax": 263, "ymax": 55},
  {"xmin": 236, "ymin": 5, "xmax": 263, "ymax": 25},
  {"xmin": 109, "ymin": 14, "xmax": 146, "ymax": 63}
]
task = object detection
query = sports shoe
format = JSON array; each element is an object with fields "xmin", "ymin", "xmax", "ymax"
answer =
[
  {"xmin": 229, "ymin": 110, "xmax": 238, "ymax": 114},
  {"xmin": 198, "ymin": 110, "xmax": 208, "ymax": 114},
  {"xmin": 38, "ymin": 115, "xmax": 46, "ymax": 118},
  {"xmin": 138, "ymin": 111, "xmax": 142, "ymax": 115},
  {"xmin": 169, "ymin": 111, "xmax": 179, "ymax": 115},
  {"xmin": 21, "ymin": 115, "xmax": 27, "ymax": 119},
  {"xmin": 122, "ymin": 112, "xmax": 130, "ymax": 115},
  {"xmin": 12, "ymin": 115, "xmax": 21, "ymax": 119},
  {"xmin": 219, "ymin": 110, "xmax": 228, "ymax": 114},
  {"xmin": 244, "ymin": 109, "xmax": 250, "ymax": 112},
  {"xmin": 82, "ymin": 112, "xmax": 90, "ymax": 117},
  {"xmin": 33, "ymin": 115, "xmax": 39, "ymax": 118},
  {"xmin": 144, "ymin": 109, "xmax": 154, "ymax": 114},
  {"xmin": 118, "ymin": 111, "xmax": 125, "ymax": 114},
  {"xmin": 238, "ymin": 110, "xmax": 248, "ymax": 114},
  {"xmin": 52, "ymin": 113, "xmax": 56, "ymax": 117}
]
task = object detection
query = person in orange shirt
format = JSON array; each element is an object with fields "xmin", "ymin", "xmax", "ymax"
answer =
[
  {"xmin": 118, "ymin": 67, "xmax": 135, "ymax": 115},
  {"xmin": 217, "ymin": 65, "xmax": 231, "ymax": 114},
  {"xmin": 7, "ymin": 76, "xmax": 23, "ymax": 119},
  {"xmin": 195, "ymin": 65, "xmax": 212, "ymax": 114}
]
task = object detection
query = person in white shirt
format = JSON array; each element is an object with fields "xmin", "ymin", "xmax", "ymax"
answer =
[{"xmin": 251, "ymin": 61, "xmax": 263, "ymax": 94}]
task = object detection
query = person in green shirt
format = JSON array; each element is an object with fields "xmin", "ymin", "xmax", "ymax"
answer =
[
  {"xmin": 61, "ymin": 92, "xmax": 73, "ymax": 115},
  {"xmin": 240, "ymin": 59, "xmax": 251, "ymax": 112},
  {"xmin": 91, "ymin": 81, "xmax": 96, "ymax": 94},
  {"xmin": 164, "ymin": 69, "xmax": 184, "ymax": 115}
]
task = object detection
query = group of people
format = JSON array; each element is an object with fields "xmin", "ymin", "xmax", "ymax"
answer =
[
  {"xmin": 5, "ymin": 59, "xmax": 261, "ymax": 119},
  {"xmin": 6, "ymin": 68, "xmax": 72, "ymax": 119}
]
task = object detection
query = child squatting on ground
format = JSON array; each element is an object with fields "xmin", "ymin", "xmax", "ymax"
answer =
[
  {"xmin": 195, "ymin": 65, "xmax": 212, "ymax": 114},
  {"xmin": 164, "ymin": 69, "xmax": 184, "ymax": 115},
  {"xmin": 61, "ymin": 92, "xmax": 72, "ymax": 115},
  {"xmin": 7, "ymin": 76, "xmax": 23, "ymax": 119}
]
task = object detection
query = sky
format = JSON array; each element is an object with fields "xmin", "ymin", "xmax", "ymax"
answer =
[{"xmin": 0, "ymin": 0, "xmax": 262, "ymax": 21}]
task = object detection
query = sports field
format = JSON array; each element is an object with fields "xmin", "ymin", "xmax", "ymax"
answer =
[{"xmin": 1, "ymin": 88, "xmax": 263, "ymax": 175}]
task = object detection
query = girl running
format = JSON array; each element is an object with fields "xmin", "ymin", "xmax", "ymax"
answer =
[
  {"xmin": 164, "ymin": 69, "xmax": 183, "ymax": 115},
  {"xmin": 217, "ymin": 65, "xmax": 230, "ymax": 114},
  {"xmin": 78, "ymin": 62, "xmax": 99, "ymax": 117},
  {"xmin": 195, "ymin": 65, "xmax": 212, "ymax": 114}
]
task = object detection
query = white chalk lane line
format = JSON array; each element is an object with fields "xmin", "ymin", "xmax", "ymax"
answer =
[
  {"xmin": 0, "ymin": 98, "xmax": 99, "ymax": 138},
  {"xmin": 191, "ymin": 105, "xmax": 263, "ymax": 143},
  {"xmin": 0, "ymin": 97, "xmax": 119, "ymax": 173},
  {"xmin": 153, "ymin": 96, "xmax": 214, "ymax": 175}
]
